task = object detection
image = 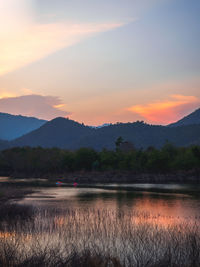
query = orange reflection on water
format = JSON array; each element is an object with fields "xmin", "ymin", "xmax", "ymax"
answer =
[
  {"xmin": 0, "ymin": 231, "xmax": 32, "ymax": 241},
  {"xmin": 129, "ymin": 194, "xmax": 198, "ymax": 227},
  {"xmin": 0, "ymin": 231, "xmax": 16, "ymax": 239},
  {"xmin": 53, "ymin": 195, "xmax": 197, "ymax": 231},
  {"xmin": 18, "ymin": 187, "xmax": 200, "ymax": 230},
  {"xmin": 54, "ymin": 217, "xmax": 65, "ymax": 226}
]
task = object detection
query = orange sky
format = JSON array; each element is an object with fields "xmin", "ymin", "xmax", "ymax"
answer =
[
  {"xmin": 0, "ymin": 0, "xmax": 199, "ymax": 125},
  {"xmin": 128, "ymin": 95, "xmax": 200, "ymax": 125}
]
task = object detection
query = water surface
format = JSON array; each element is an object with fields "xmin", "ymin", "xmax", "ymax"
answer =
[
  {"xmin": 18, "ymin": 183, "xmax": 200, "ymax": 224},
  {"xmin": 1, "ymin": 183, "xmax": 199, "ymax": 265}
]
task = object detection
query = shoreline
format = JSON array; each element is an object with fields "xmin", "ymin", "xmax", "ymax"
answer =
[
  {"xmin": 0, "ymin": 184, "xmax": 33, "ymax": 204},
  {"xmin": 60, "ymin": 170, "xmax": 200, "ymax": 184},
  {"xmin": 3, "ymin": 169, "xmax": 200, "ymax": 184}
]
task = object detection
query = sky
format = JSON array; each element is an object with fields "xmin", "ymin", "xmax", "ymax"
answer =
[{"xmin": 0, "ymin": 0, "xmax": 200, "ymax": 125}]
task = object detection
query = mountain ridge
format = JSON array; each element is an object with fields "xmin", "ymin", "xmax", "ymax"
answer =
[
  {"xmin": 0, "ymin": 112, "xmax": 46, "ymax": 140},
  {"xmin": 1, "ymin": 107, "xmax": 200, "ymax": 150},
  {"xmin": 10, "ymin": 118, "xmax": 200, "ymax": 151},
  {"xmin": 168, "ymin": 108, "xmax": 200, "ymax": 127},
  {"xmin": 11, "ymin": 117, "xmax": 94, "ymax": 149}
]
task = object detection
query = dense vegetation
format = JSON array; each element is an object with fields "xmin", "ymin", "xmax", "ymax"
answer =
[{"xmin": 0, "ymin": 143, "xmax": 200, "ymax": 177}]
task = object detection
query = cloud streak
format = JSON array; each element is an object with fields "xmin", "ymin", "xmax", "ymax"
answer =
[
  {"xmin": 0, "ymin": 21, "xmax": 124, "ymax": 76},
  {"xmin": 0, "ymin": 94, "xmax": 70, "ymax": 120},
  {"xmin": 128, "ymin": 95, "xmax": 200, "ymax": 124}
]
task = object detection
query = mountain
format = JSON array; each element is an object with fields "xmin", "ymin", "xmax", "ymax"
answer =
[
  {"xmin": 169, "ymin": 108, "xmax": 200, "ymax": 127},
  {"xmin": 76, "ymin": 122, "xmax": 200, "ymax": 150},
  {"xmin": 11, "ymin": 117, "xmax": 94, "ymax": 149},
  {"xmin": 0, "ymin": 113, "xmax": 46, "ymax": 140},
  {"xmin": 0, "ymin": 139, "xmax": 9, "ymax": 150},
  {"xmin": 92, "ymin": 123, "xmax": 112, "ymax": 129},
  {"xmin": 1, "ymin": 108, "xmax": 200, "ymax": 150},
  {"xmin": 11, "ymin": 119, "xmax": 200, "ymax": 150}
]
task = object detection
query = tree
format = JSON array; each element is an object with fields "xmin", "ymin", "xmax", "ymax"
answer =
[
  {"xmin": 115, "ymin": 136, "xmax": 123, "ymax": 151},
  {"xmin": 74, "ymin": 148, "xmax": 98, "ymax": 171}
]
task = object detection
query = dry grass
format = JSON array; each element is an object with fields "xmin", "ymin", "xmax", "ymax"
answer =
[{"xmin": 0, "ymin": 206, "xmax": 199, "ymax": 267}]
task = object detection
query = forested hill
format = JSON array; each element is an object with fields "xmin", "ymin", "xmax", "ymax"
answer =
[
  {"xmin": 0, "ymin": 112, "xmax": 46, "ymax": 140},
  {"xmin": 11, "ymin": 117, "xmax": 94, "ymax": 149},
  {"xmin": 10, "ymin": 119, "xmax": 200, "ymax": 150},
  {"xmin": 0, "ymin": 107, "xmax": 200, "ymax": 151},
  {"xmin": 76, "ymin": 122, "xmax": 200, "ymax": 150},
  {"xmin": 0, "ymin": 140, "xmax": 9, "ymax": 151},
  {"xmin": 168, "ymin": 108, "xmax": 200, "ymax": 127}
]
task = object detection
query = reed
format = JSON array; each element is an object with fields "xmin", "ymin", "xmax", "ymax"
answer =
[{"xmin": 0, "ymin": 206, "xmax": 199, "ymax": 266}]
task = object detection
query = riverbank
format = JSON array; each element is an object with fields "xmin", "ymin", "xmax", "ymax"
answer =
[
  {"xmin": 0, "ymin": 184, "xmax": 35, "ymax": 227},
  {"xmin": 8, "ymin": 169, "xmax": 200, "ymax": 184},
  {"xmin": 0, "ymin": 184, "xmax": 33, "ymax": 203},
  {"xmin": 61, "ymin": 170, "xmax": 200, "ymax": 184}
]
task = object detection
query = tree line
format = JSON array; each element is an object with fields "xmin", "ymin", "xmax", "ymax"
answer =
[{"xmin": 0, "ymin": 142, "xmax": 200, "ymax": 176}]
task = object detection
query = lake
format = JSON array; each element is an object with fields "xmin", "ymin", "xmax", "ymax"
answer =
[
  {"xmin": 1, "ymin": 183, "xmax": 200, "ymax": 266},
  {"xmin": 18, "ymin": 184, "xmax": 200, "ymax": 221}
]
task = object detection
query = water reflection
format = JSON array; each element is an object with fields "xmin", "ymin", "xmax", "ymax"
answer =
[
  {"xmin": 0, "ymin": 184, "xmax": 199, "ymax": 266},
  {"xmin": 17, "ymin": 185, "xmax": 200, "ymax": 227}
]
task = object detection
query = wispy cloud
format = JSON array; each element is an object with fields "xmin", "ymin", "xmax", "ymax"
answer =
[
  {"xmin": 0, "ymin": 1, "xmax": 126, "ymax": 75},
  {"xmin": 0, "ymin": 94, "xmax": 70, "ymax": 120},
  {"xmin": 128, "ymin": 95, "xmax": 200, "ymax": 124},
  {"xmin": 0, "ymin": 21, "xmax": 124, "ymax": 76}
]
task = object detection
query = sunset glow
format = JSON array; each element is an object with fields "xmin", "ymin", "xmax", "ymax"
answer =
[
  {"xmin": 0, "ymin": 1, "xmax": 200, "ymax": 265},
  {"xmin": 0, "ymin": 0, "xmax": 199, "ymax": 124},
  {"xmin": 128, "ymin": 95, "xmax": 200, "ymax": 124},
  {"xmin": 0, "ymin": 92, "xmax": 16, "ymax": 99}
]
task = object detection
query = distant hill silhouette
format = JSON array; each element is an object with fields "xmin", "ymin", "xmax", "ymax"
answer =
[
  {"xmin": 0, "ymin": 108, "xmax": 200, "ymax": 150},
  {"xmin": 91, "ymin": 123, "xmax": 112, "ymax": 128},
  {"xmin": 168, "ymin": 108, "xmax": 200, "ymax": 127},
  {"xmin": 11, "ymin": 117, "xmax": 94, "ymax": 149},
  {"xmin": 0, "ymin": 139, "xmax": 9, "ymax": 150},
  {"xmin": 0, "ymin": 113, "xmax": 46, "ymax": 140},
  {"xmin": 11, "ymin": 119, "xmax": 200, "ymax": 150},
  {"xmin": 76, "ymin": 122, "xmax": 200, "ymax": 150}
]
